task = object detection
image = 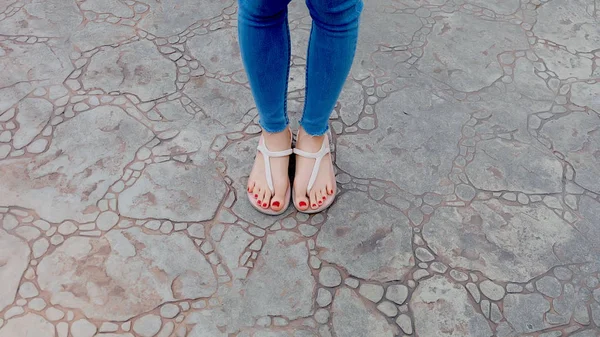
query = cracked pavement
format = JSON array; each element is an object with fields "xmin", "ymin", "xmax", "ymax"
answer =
[{"xmin": 0, "ymin": 0, "xmax": 600, "ymax": 336}]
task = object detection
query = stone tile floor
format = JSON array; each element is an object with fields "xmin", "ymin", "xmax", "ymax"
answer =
[{"xmin": 0, "ymin": 0, "xmax": 599, "ymax": 336}]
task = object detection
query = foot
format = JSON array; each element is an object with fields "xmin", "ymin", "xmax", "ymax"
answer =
[
  {"xmin": 293, "ymin": 128, "xmax": 335, "ymax": 211},
  {"xmin": 247, "ymin": 128, "xmax": 292, "ymax": 212}
]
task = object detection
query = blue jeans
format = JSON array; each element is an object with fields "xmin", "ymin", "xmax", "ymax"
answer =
[{"xmin": 238, "ymin": 0, "xmax": 363, "ymax": 136}]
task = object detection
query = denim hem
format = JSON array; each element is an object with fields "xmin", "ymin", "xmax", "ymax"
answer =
[
  {"xmin": 299, "ymin": 120, "xmax": 329, "ymax": 136},
  {"xmin": 259, "ymin": 120, "xmax": 290, "ymax": 134}
]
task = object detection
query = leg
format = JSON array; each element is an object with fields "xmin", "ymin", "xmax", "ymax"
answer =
[
  {"xmin": 301, "ymin": 0, "xmax": 363, "ymax": 136},
  {"xmin": 238, "ymin": 0, "xmax": 292, "ymax": 133},
  {"xmin": 238, "ymin": 0, "xmax": 293, "ymax": 212},
  {"xmin": 294, "ymin": 0, "xmax": 363, "ymax": 211}
]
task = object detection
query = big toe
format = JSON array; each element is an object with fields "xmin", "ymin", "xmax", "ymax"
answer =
[
  {"xmin": 295, "ymin": 190, "xmax": 309, "ymax": 210},
  {"xmin": 270, "ymin": 194, "xmax": 285, "ymax": 211}
]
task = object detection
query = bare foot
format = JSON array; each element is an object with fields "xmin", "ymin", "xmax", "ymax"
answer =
[
  {"xmin": 247, "ymin": 128, "xmax": 292, "ymax": 212},
  {"xmin": 293, "ymin": 128, "xmax": 335, "ymax": 211}
]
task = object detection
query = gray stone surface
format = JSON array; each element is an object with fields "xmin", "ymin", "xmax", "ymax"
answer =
[
  {"xmin": 541, "ymin": 112, "xmax": 600, "ymax": 193},
  {"xmin": 504, "ymin": 293, "xmax": 550, "ymax": 333},
  {"xmin": 0, "ymin": 106, "xmax": 153, "ymax": 223},
  {"xmin": 424, "ymin": 200, "xmax": 593, "ymax": 282},
  {"xmin": 119, "ymin": 161, "xmax": 226, "ymax": 222},
  {"xmin": 466, "ymin": 139, "xmax": 563, "ymax": 193},
  {"xmin": 0, "ymin": 229, "xmax": 30, "ymax": 311},
  {"xmin": 37, "ymin": 228, "xmax": 217, "ymax": 321},
  {"xmin": 83, "ymin": 41, "xmax": 177, "ymax": 101},
  {"xmin": 418, "ymin": 12, "xmax": 528, "ymax": 92},
  {"xmin": 411, "ymin": 275, "xmax": 492, "ymax": 337},
  {"xmin": 238, "ymin": 231, "xmax": 315, "ymax": 320},
  {"xmin": 332, "ymin": 288, "xmax": 397, "ymax": 337},
  {"xmin": 317, "ymin": 192, "xmax": 413, "ymax": 282},
  {"xmin": 336, "ymin": 82, "xmax": 471, "ymax": 195},
  {"xmin": 0, "ymin": 313, "xmax": 55, "ymax": 337},
  {"xmin": 2, "ymin": 0, "xmax": 600, "ymax": 335}
]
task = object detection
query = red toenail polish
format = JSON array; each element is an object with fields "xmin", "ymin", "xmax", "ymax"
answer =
[
  {"xmin": 299, "ymin": 201, "xmax": 307, "ymax": 207},
  {"xmin": 323, "ymin": 196, "xmax": 327, "ymax": 200},
  {"xmin": 318, "ymin": 201, "xmax": 323, "ymax": 205},
  {"xmin": 272, "ymin": 201, "xmax": 280, "ymax": 207},
  {"xmin": 312, "ymin": 204, "xmax": 317, "ymax": 207},
  {"xmin": 254, "ymin": 194, "xmax": 258, "ymax": 198},
  {"xmin": 257, "ymin": 200, "xmax": 261, "ymax": 205}
]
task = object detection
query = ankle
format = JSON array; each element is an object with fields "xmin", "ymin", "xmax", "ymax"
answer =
[{"xmin": 262, "ymin": 127, "xmax": 292, "ymax": 149}]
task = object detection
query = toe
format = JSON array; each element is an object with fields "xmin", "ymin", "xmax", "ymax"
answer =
[
  {"xmin": 270, "ymin": 193, "xmax": 284, "ymax": 211},
  {"xmin": 310, "ymin": 190, "xmax": 319, "ymax": 209},
  {"xmin": 326, "ymin": 181, "xmax": 334, "ymax": 195},
  {"xmin": 254, "ymin": 186, "xmax": 262, "ymax": 199},
  {"xmin": 257, "ymin": 188, "xmax": 266, "ymax": 206},
  {"xmin": 317, "ymin": 189, "xmax": 324, "ymax": 206},
  {"xmin": 295, "ymin": 190, "xmax": 309, "ymax": 210},
  {"xmin": 247, "ymin": 180, "xmax": 255, "ymax": 194},
  {"xmin": 261, "ymin": 189, "xmax": 272, "ymax": 209}
]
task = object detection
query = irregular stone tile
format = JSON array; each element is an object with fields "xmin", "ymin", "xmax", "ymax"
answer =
[
  {"xmin": 319, "ymin": 266, "xmax": 342, "ymax": 287},
  {"xmin": 424, "ymin": 199, "xmax": 593, "ymax": 282},
  {"xmin": 70, "ymin": 22, "xmax": 136, "ymax": 52},
  {"xmin": 571, "ymin": 330, "xmax": 600, "ymax": 337},
  {"xmin": 504, "ymin": 293, "xmax": 550, "ymax": 333},
  {"xmin": 183, "ymin": 77, "xmax": 254, "ymax": 128},
  {"xmin": 536, "ymin": 276, "xmax": 562, "ymax": 298},
  {"xmin": 83, "ymin": 41, "xmax": 176, "ymax": 101},
  {"xmin": 465, "ymin": 0, "xmax": 520, "ymax": 14},
  {"xmin": 332, "ymin": 288, "xmax": 397, "ymax": 337},
  {"xmin": 576, "ymin": 196, "xmax": 600, "ymax": 249},
  {"xmin": 133, "ymin": 315, "xmax": 161, "ymax": 337},
  {"xmin": 317, "ymin": 191, "xmax": 414, "ymax": 282},
  {"xmin": 470, "ymin": 99, "xmax": 538, "ymax": 143},
  {"xmin": 236, "ymin": 231, "xmax": 315, "ymax": 319},
  {"xmin": 138, "ymin": 0, "xmax": 234, "ymax": 36},
  {"xmin": 12, "ymin": 98, "xmax": 53, "ymax": 149},
  {"xmin": 0, "ymin": 313, "xmax": 55, "ymax": 337},
  {"xmin": 0, "ymin": 229, "xmax": 31, "ymax": 311},
  {"xmin": 386, "ymin": 284, "xmax": 408, "ymax": 305},
  {"xmin": 466, "ymin": 138, "xmax": 563, "ymax": 194},
  {"xmin": 337, "ymin": 82, "xmax": 470, "ymax": 195},
  {"xmin": 359, "ymin": 283, "xmax": 384, "ymax": 303},
  {"xmin": 338, "ymin": 79, "xmax": 364, "ymax": 125},
  {"xmin": 185, "ymin": 311, "xmax": 227, "ymax": 337},
  {"xmin": 37, "ymin": 227, "xmax": 217, "ymax": 321},
  {"xmin": 0, "ymin": 0, "xmax": 82, "ymax": 37},
  {"xmin": 512, "ymin": 58, "xmax": 555, "ymax": 101},
  {"xmin": 119, "ymin": 161, "xmax": 226, "ymax": 222},
  {"xmin": 0, "ymin": 40, "xmax": 72, "ymax": 104},
  {"xmin": 71, "ymin": 319, "xmax": 97, "ymax": 337},
  {"xmin": 187, "ymin": 28, "xmax": 242, "ymax": 75},
  {"xmin": 479, "ymin": 280, "xmax": 505, "ymax": 301},
  {"xmin": 215, "ymin": 225, "xmax": 254, "ymax": 271},
  {"xmin": 534, "ymin": 44, "xmax": 593, "ymax": 79},
  {"xmin": 570, "ymin": 82, "xmax": 600, "ymax": 113},
  {"xmin": 80, "ymin": 0, "xmax": 134, "ymax": 17},
  {"xmin": 534, "ymin": 0, "xmax": 600, "ymax": 53},
  {"xmin": 353, "ymin": 1, "xmax": 422, "ymax": 74},
  {"xmin": 541, "ymin": 112, "xmax": 600, "ymax": 193},
  {"xmin": 0, "ymin": 106, "xmax": 153, "ymax": 223},
  {"xmin": 418, "ymin": 12, "xmax": 528, "ymax": 92},
  {"xmin": 411, "ymin": 275, "xmax": 492, "ymax": 337}
]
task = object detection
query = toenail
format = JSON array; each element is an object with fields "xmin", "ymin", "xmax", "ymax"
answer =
[
  {"xmin": 254, "ymin": 194, "xmax": 258, "ymax": 198},
  {"xmin": 257, "ymin": 200, "xmax": 262, "ymax": 205},
  {"xmin": 299, "ymin": 201, "xmax": 307, "ymax": 207},
  {"xmin": 318, "ymin": 201, "xmax": 323, "ymax": 205},
  {"xmin": 272, "ymin": 201, "xmax": 280, "ymax": 207},
  {"xmin": 312, "ymin": 204, "xmax": 317, "ymax": 208},
  {"xmin": 262, "ymin": 202, "xmax": 268, "ymax": 208},
  {"xmin": 322, "ymin": 196, "xmax": 326, "ymax": 200}
]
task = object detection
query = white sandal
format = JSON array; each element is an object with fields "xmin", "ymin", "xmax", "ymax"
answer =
[
  {"xmin": 247, "ymin": 132, "xmax": 293, "ymax": 215},
  {"xmin": 292, "ymin": 133, "xmax": 337, "ymax": 214}
]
